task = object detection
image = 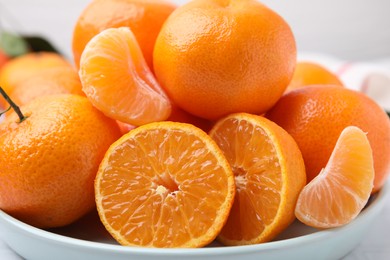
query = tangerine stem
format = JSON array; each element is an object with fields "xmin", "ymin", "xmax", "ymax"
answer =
[{"xmin": 0, "ymin": 86, "xmax": 26, "ymax": 122}]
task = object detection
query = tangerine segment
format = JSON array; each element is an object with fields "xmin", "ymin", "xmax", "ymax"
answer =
[
  {"xmin": 295, "ymin": 126, "xmax": 374, "ymax": 229},
  {"xmin": 265, "ymin": 86, "xmax": 390, "ymax": 193},
  {"xmin": 95, "ymin": 122, "xmax": 235, "ymax": 247},
  {"xmin": 209, "ymin": 113, "xmax": 306, "ymax": 245},
  {"xmin": 79, "ymin": 27, "xmax": 171, "ymax": 126}
]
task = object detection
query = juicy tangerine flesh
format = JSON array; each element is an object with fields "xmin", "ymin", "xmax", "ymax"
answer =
[
  {"xmin": 209, "ymin": 113, "xmax": 306, "ymax": 245},
  {"xmin": 295, "ymin": 126, "xmax": 374, "ymax": 229},
  {"xmin": 79, "ymin": 27, "xmax": 171, "ymax": 126},
  {"xmin": 95, "ymin": 122, "xmax": 235, "ymax": 247}
]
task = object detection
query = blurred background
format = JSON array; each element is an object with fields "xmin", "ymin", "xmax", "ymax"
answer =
[{"xmin": 1, "ymin": 0, "xmax": 390, "ymax": 61}]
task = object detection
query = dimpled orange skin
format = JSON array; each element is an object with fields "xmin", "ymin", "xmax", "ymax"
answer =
[
  {"xmin": 72, "ymin": 0, "xmax": 176, "ymax": 69},
  {"xmin": 10, "ymin": 68, "xmax": 85, "ymax": 106},
  {"xmin": 167, "ymin": 105, "xmax": 213, "ymax": 132},
  {"xmin": 0, "ymin": 52, "xmax": 72, "ymax": 95},
  {"xmin": 153, "ymin": 0, "xmax": 296, "ymax": 120},
  {"xmin": 286, "ymin": 61, "xmax": 344, "ymax": 92},
  {"xmin": 266, "ymin": 86, "xmax": 390, "ymax": 193},
  {"xmin": 0, "ymin": 95, "xmax": 121, "ymax": 228}
]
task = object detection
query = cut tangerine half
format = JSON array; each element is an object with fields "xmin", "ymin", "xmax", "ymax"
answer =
[
  {"xmin": 95, "ymin": 122, "xmax": 235, "ymax": 247},
  {"xmin": 295, "ymin": 126, "xmax": 374, "ymax": 229},
  {"xmin": 79, "ymin": 27, "xmax": 171, "ymax": 126},
  {"xmin": 209, "ymin": 113, "xmax": 306, "ymax": 245}
]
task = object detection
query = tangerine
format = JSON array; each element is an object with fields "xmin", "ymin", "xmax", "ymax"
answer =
[
  {"xmin": 95, "ymin": 122, "xmax": 235, "ymax": 247},
  {"xmin": 72, "ymin": 0, "xmax": 176, "ymax": 69},
  {"xmin": 0, "ymin": 52, "xmax": 72, "ymax": 108},
  {"xmin": 295, "ymin": 126, "xmax": 374, "ymax": 228},
  {"xmin": 79, "ymin": 27, "xmax": 171, "ymax": 126},
  {"xmin": 10, "ymin": 67, "xmax": 84, "ymax": 106},
  {"xmin": 210, "ymin": 113, "xmax": 306, "ymax": 245},
  {"xmin": 0, "ymin": 94, "xmax": 121, "ymax": 228},
  {"xmin": 154, "ymin": 0, "xmax": 296, "ymax": 120},
  {"xmin": 286, "ymin": 61, "xmax": 343, "ymax": 92},
  {"xmin": 266, "ymin": 86, "xmax": 390, "ymax": 193}
]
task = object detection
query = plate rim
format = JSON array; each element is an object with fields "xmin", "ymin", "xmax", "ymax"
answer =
[{"xmin": 0, "ymin": 181, "xmax": 389, "ymax": 256}]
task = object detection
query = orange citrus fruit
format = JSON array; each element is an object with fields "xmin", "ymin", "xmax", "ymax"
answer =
[
  {"xmin": 115, "ymin": 106, "xmax": 212, "ymax": 135},
  {"xmin": 266, "ymin": 86, "xmax": 390, "ymax": 193},
  {"xmin": 286, "ymin": 61, "xmax": 343, "ymax": 92},
  {"xmin": 167, "ymin": 105, "xmax": 213, "ymax": 132},
  {"xmin": 95, "ymin": 122, "xmax": 235, "ymax": 247},
  {"xmin": 0, "ymin": 52, "xmax": 72, "ymax": 97},
  {"xmin": 209, "ymin": 113, "xmax": 306, "ymax": 245},
  {"xmin": 79, "ymin": 27, "xmax": 171, "ymax": 126},
  {"xmin": 154, "ymin": 0, "xmax": 296, "ymax": 120},
  {"xmin": 295, "ymin": 126, "xmax": 374, "ymax": 228},
  {"xmin": 72, "ymin": 0, "xmax": 176, "ymax": 69},
  {"xmin": 9, "ymin": 67, "xmax": 84, "ymax": 106},
  {"xmin": 116, "ymin": 121, "xmax": 136, "ymax": 135},
  {"xmin": 0, "ymin": 94, "xmax": 121, "ymax": 228}
]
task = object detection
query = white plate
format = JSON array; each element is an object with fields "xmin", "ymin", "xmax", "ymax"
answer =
[{"xmin": 0, "ymin": 182, "xmax": 388, "ymax": 260}]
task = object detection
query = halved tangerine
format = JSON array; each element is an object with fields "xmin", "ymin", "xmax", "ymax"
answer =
[
  {"xmin": 95, "ymin": 122, "xmax": 235, "ymax": 247},
  {"xmin": 209, "ymin": 113, "xmax": 306, "ymax": 245}
]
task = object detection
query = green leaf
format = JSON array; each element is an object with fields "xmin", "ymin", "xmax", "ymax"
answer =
[
  {"xmin": 22, "ymin": 36, "xmax": 60, "ymax": 54},
  {"xmin": 0, "ymin": 31, "xmax": 29, "ymax": 57},
  {"xmin": 0, "ymin": 31, "xmax": 60, "ymax": 57}
]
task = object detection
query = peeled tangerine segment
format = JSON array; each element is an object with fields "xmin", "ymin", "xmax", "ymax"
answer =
[
  {"xmin": 95, "ymin": 122, "xmax": 235, "ymax": 248},
  {"xmin": 79, "ymin": 27, "xmax": 171, "ymax": 126},
  {"xmin": 295, "ymin": 126, "xmax": 375, "ymax": 229}
]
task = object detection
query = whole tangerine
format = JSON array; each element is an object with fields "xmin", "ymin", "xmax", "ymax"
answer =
[
  {"xmin": 154, "ymin": 0, "xmax": 296, "ymax": 120},
  {"xmin": 10, "ymin": 67, "xmax": 84, "ymax": 107},
  {"xmin": 266, "ymin": 86, "xmax": 390, "ymax": 193},
  {"xmin": 0, "ymin": 93, "xmax": 121, "ymax": 228},
  {"xmin": 0, "ymin": 52, "xmax": 72, "ymax": 109},
  {"xmin": 72, "ymin": 0, "xmax": 176, "ymax": 69},
  {"xmin": 286, "ymin": 61, "xmax": 343, "ymax": 92}
]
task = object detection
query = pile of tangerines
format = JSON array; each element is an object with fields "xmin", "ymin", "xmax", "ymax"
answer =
[{"xmin": 0, "ymin": 0, "xmax": 389, "ymax": 248}]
